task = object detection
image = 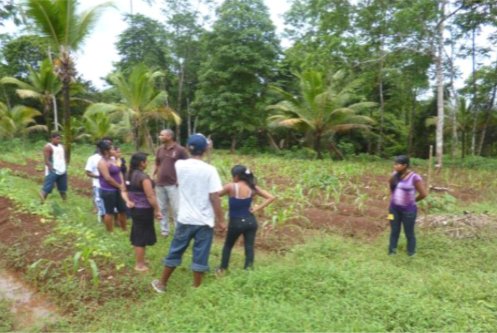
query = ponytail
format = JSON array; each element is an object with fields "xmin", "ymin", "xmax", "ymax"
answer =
[{"xmin": 231, "ymin": 164, "xmax": 256, "ymax": 191}]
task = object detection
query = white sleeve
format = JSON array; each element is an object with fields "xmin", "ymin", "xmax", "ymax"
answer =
[
  {"xmin": 84, "ymin": 157, "xmax": 93, "ymax": 172},
  {"xmin": 208, "ymin": 167, "xmax": 223, "ymax": 194}
]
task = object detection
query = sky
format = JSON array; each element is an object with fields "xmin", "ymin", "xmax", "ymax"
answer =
[{"xmin": 76, "ymin": 0, "xmax": 291, "ymax": 90}]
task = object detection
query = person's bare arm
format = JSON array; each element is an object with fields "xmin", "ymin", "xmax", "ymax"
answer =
[
  {"xmin": 43, "ymin": 144, "xmax": 53, "ymax": 172},
  {"xmin": 85, "ymin": 170, "xmax": 98, "ymax": 179},
  {"xmin": 218, "ymin": 183, "xmax": 231, "ymax": 197},
  {"xmin": 143, "ymin": 179, "xmax": 162, "ymax": 219},
  {"xmin": 415, "ymin": 180, "xmax": 428, "ymax": 202},
  {"xmin": 209, "ymin": 192, "xmax": 226, "ymax": 231},
  {"xmin": 251, "ymin": 186, "xmax": 276, "ymax": 214},
  {"xmin": 120, "ymin": 189, "xmax": 135, "ymax": 208}
]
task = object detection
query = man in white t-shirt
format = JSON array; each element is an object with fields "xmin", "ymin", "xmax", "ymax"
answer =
[
  {"xmin": 40, "ymin": 132, "xmax": 67, "ymax": 203},
  {"xmin": 152, "ymin": 134, "xmax": 225, "ymax": 292},
  {"xmin": 84, "ymin": 140, "xmax": 108, "ymax": 222}
]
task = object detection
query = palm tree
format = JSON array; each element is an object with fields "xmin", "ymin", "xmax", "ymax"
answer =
[
  {"xmin": 89, "ymin": 64, "xmax": 180, "ymax": 151},
  {"xmin": 0, "ymin": 59, "xmax": 62, "ymax": 132},
  {"xmin": 24, "ymin": 0, "xmax": 110, "ymax": 163},
  {"xmin": 75, "ymin": 108, "xmax": 113, "ymax": 142},
  {"xmin": 0, "ymin": 102, "xmax": 47, "ymax": 139},
  {"xmin": 267, "ymin": 70, "xmax": 376, "ymax": 159}
]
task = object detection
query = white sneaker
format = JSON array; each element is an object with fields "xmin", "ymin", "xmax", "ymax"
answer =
[{"xmin": 151, "ymin": 279, "xmax": 166, "ymax": 293}]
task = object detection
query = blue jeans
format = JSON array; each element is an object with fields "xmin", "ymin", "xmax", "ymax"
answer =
[
  {"xmin": 389, "ymin": 206, "xmax": 417, "ymax": 255},
  {"xmin": 42, "ymin": 171, "xmax": 67, "ymax": 194},
  {"xmin": 163, "ymin": 223, "xmax": 214, "ymax": 272},
  {"xmin": 221, "ymin": 215, "xmax": 258, "ymax": 270},
  {"xmin": 92, "ymin": 186, "xmax": 105, "ymax": 217}
]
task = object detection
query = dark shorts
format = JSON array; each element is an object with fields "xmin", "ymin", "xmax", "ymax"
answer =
[
  {"xmin": 100, "ymin": 189, "xmax": 127, "ymax": 214},
  {"xmin": 130, "ymin": 208, "xmax": 157, "ymax": 247},
  {"xmin": 42, "ymin": 172, "xmax": 67, "ymax": 194}
]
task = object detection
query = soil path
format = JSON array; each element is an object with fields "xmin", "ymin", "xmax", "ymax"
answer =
[
  {"xmin": 0, "ymin": 159, "xmax": 92, "ymax": 197},
  {"xmin": 0, "ymin": 269, "xmax": 59, "ymax": 331}
]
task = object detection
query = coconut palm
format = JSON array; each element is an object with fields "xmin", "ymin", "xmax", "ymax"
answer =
[
  {"xmin": 0, "ymin": 59, "xmax": 62, "ymax": 132},
  {"xmin": 24, "ymin": 0, "xmax": 110, "ymax": 163},
  {"xmin": 267, "ymin": 70, "xmax": 376, "ymax": 158},
  {"xmin": 88, "ymin": 64, "xmax": 180, "ymax": 151},
  {"xmin": 0, "ymin": 102, "xmax": 47, "ymax": 139}
]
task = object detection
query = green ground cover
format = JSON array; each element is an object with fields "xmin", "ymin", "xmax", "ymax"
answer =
[{"xmin": 1, "ymin": 141, "xmax": 497, "ymax": 331}]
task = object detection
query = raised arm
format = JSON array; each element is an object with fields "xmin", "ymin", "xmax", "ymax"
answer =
[
  {"xmin": 251, "ymin": 186, "xmax": 276, "ymax": 214},
  {"xmin": 218, "ymin": 183, "xmax": 232, "ymax": 197}
]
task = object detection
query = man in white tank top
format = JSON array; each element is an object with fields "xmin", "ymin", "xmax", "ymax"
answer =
[{"xmin": 40, "ymin": 132, "xmax": 67, "ymax": 203}]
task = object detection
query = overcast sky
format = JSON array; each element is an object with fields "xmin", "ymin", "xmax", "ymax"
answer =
[{"xmin": 76, "ymin": 0, "xmax": 290, "ymax": 89}]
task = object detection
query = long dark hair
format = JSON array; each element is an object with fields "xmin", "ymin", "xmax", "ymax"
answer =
[
  {"xmin": 231, "ymin": 165, "xmax": 256, "ymax": 190},
  {"xmin": 127, "ymin": 152, "xmax": 148, "ymax": 183}
]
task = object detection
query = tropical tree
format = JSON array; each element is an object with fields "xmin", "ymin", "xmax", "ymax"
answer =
[
  {"xmin": 24, "ymin": 0, "xmax": 110, "ymax": 163},
  {"xmin": 91, "ymin": 64, "xmax": 180, "ymax": 151},
  {"xmin": 267, "ymin": 70, "xmax": 376, "ymax": 159},
  {"xmin": 1, "ymin": 59, "xmax": 62, "ymax": 132},
  {"xmin": 193, "ymin": 0, "xmax": 280, "ymax": 151},
  {"xmin": 76, "ymin": 108, "xmax": 112, "ymax": 142},
  {"xmin": 0, "ymin": 102, "xmax": 47, "ymax": 138}
]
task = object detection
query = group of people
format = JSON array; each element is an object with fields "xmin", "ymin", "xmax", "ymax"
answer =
[{"xmin": 38, "ymin": 131, "xmax": 427, "ymax": 293}]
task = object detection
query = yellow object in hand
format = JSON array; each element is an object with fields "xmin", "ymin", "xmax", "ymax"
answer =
[{"xmin": 387, "ymin": 214, "xmax": 394, "ymax": 221}]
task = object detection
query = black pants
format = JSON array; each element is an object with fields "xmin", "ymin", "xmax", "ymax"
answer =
[{"xmin": 220, "ymin": 215, "xmax": 258, "ymax": 269}]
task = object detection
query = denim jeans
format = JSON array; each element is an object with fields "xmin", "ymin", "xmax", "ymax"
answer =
[
  {"xmin": 155, "ymin": 185, "xmax": 179, "ymax": 235},
  {"xmin": 220, "ymin": 215, "xmax": 258, "ymax": 270},
  {"xmin": 389, "ymin": 206, "xmax": 417, "ymax": 255},
  {"xmin": 42, "ymin": 171, "xmax": 67, "ymax": 194},
  {"xmin": 164, "ymin": 223, "xmax": 214, "ymax": 272},
  {"xmin": 92, "ymin": 186, "xmax": 106, "ymax": 217}
]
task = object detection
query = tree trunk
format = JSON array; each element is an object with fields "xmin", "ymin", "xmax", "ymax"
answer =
[
  {"xmin": 62, "ymin": 73, "xmax": 71, "ymax": 164},
  {"xmin": 43, "ymin": 97, "xmax": 52, "ymax": 135},
  {"xmin": 407, "ymin": 89, "xmax": 416, "ymax": 155},
  {"xmin": 267, "ymin": 132, "xmax": 280, "ymax": 151},
  {"xmin": 477, "ymin": 80, "xmax": 497, "ymax": 155},
  {"xmin": 176, "ymin": 60, "xmax": 185, "ymax": 145},
  {"xmin": 377, "ymin": 39, "xmax": 385, "ymax": 157},
  {"xmin": 470, "ymin": 27, "xmax": 477, "ymax": 156},
  {"xmin": 52, "ymin": 95, "xmax": 59, "ymax": 131},
  {"xmin": 435, "ymin": 0, "xmax": 446, "ymax": 169},
  {"xmin": 230, "ymin": 134, "xmax": 237, "ymax": 153},
  {"xmin": 328, "ymin": 142, "xmax": 344, "ymax": 160},
  {"xmin": 449, "ymin": 28, "xmax": 458, "ymax": 158},
  {"xmin": 314, "ymin": 132, "xmax": 323, "ymax": 159}
]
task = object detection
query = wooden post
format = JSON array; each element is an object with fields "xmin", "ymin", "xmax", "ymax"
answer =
[{"xmin": 425, "ymin": 145, "xmax": 433, "ymax": 223}]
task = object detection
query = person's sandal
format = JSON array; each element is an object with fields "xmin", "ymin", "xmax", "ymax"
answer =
[
  {"xmin": 151, "ymin": 279, "xmax": 166, "ymax": 293},
  {"xmin": 134, "ymin": 265, "xmax": 149, "ymax": 272}
]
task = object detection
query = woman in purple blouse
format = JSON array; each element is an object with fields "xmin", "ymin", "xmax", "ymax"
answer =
[
  {"xmin": 122, "ymin": 152, "xmax": 162, "ymax": 272},
  {"xmin": 388, "ymin": 155, "xmax": 428, "ymax": 256}
]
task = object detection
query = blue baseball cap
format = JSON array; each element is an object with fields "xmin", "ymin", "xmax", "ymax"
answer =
[{"xmin": 187, "ymin": 133, "xmax": 208, "ymax": 155}]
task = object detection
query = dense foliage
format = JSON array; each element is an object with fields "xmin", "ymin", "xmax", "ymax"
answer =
[{"xmin": 0, "ymin": 0, "xmax": 496, "ymax": 161}]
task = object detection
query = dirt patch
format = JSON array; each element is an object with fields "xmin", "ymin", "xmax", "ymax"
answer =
[{"xmin": 0, "ymin": 159, "xmax": 92, "ymax": 197}]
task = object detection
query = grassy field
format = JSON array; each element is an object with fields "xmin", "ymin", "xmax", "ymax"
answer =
[{"xmin": 0, "ymin": 140, "xmax": 497, "ymax": 331}]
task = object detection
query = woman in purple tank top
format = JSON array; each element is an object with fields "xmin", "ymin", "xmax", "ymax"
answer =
[
  {"xmin": 388, "ymin": 155, "xmax": 428, "ymax": 256},
  {"xmin": 97, "ymin": 140, "xmax": 128, "ymax": 232}
]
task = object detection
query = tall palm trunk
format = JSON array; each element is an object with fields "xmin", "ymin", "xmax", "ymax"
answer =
[{"xmin": 59, "ymin": 50, "xmax": 73, "ymax": 164}]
